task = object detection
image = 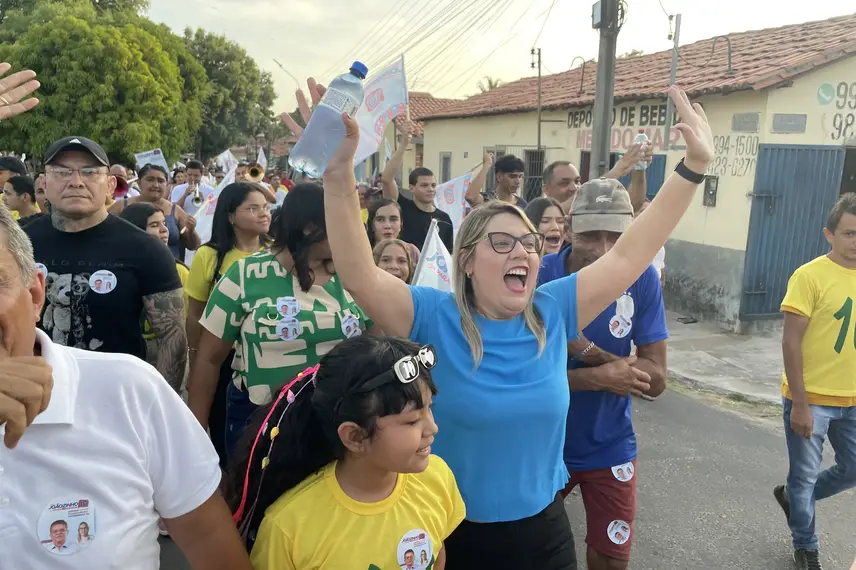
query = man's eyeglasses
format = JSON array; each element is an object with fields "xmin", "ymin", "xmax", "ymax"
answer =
[
  {"xmin": 351, "ymin": 345, "xmax": 438, "ymax": 395},
  {"xmin": 46, "ymin": 167, "xmax": 108, "ymax": 180},
  {"xmin": 468, "ymin": 232, "xmax": 544, "ymax": 254}
]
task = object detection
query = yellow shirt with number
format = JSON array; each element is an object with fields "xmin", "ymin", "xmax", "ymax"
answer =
[
  {"xmin": 250, "ymin": 455, "xmax": 465, "ymax": 570},
  {"xmin": 781, "ymin": 255, "xmax": 856, "ymax": 406},
  {"xmin": 185, "ymin": 245, "xmax": 260, "ymax": 302}
]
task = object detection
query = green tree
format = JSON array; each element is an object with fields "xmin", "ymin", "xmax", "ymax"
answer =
[
  {"xmin": 618, "ymin": 49, "xmax": 644, "ymax": 59},
  {"xmin": 477, "ymin": 75, "xmax": 503, "ymax": 93},
  {"xmin": 186, "ymin": 29, "xmax": 276, "ymax": 160},
  {"xmin": 0, "ymin": 12, "xmax": 188, "ymax": 163},
  {"xmin": 0, "ymin": 0, "xmax": 147, "ymax": 22}
]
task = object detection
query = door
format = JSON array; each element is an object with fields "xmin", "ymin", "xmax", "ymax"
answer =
[{"xmin": 740, "ymin": 145, "xmax": 845, "ymax": 319}]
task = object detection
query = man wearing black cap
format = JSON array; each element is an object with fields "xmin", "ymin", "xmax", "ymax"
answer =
[
  {"xmin": 24, "ymin": 136, "xmax": 188, "ymax": 391},
  {"xmin": 0, "ymin": 156, "xmax": 27, "ymax": 187}
]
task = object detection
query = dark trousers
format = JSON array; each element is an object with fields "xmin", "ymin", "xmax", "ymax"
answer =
[
  {"xmin": 209, "ymin": 350, "xmax": 234, "ymax": 469},
  {"xmin": 224, "ymin": 382, "xmax": 259, "ymax": 464},
  {"xmin": 444, "ymin": 494, "xmax": 577, "ymax": 570}
]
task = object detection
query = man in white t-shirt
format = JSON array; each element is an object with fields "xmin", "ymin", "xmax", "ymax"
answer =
[
  {"xmin": 0, "ymin": 206, "xmax": 251, "ymax": 569},
  {"xmin": 170, "ymin": 159, "xmax": 216, "ymax": 216}
]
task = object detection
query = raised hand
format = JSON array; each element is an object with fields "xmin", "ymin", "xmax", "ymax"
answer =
[
  {"xmin": 281, "ymin": 78, "xmax": 326, "ymax": 138},
  {"xmin": 0, "ymin": 63, "xmax": 40, "ymax": 121},
  {"xmin": 668, "ymin": 85, "xmax": 714, "ymax": 171}
]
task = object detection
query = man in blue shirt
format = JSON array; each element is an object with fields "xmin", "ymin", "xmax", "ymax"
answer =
[{"xmin": 538, "ymin": 177, "xmax": 668, "ymax": 570}]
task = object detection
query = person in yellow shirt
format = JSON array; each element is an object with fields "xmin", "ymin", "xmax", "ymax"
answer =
[
  {"xmin": 773, "ymin": 194, "xmax": 856, "ymax": 570},
  {"xmin": 229, "ymin": 335, "xmax": 465, "ymax": 570},
  {"xmin": 186, "ymin": 182, "xmax": 271, "ymax": 466}
]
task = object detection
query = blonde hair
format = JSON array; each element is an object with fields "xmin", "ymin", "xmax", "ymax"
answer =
[
  {"xmin": 372, "ymin": 238, "xmax": 414, "ymax": 283},
  {"xmin": 453, "ymin": 201, "xmax": 546, "ymax": 366}
]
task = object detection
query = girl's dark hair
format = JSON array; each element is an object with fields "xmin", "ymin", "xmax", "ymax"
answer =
[
  {"xmin": 138, "ymin": 163, "xmax": 169, "ymax": 179},
  {"xmin": 272, "ymin": 183, "xmax": 329, "ymax": 292},
  {"xmin": 227, "ymin": 335, "xmax": 437, "ymax": 547},
  {"xmin": 365, "ymin": 198, "xmax": 402, "ymax": 247},
  {"xmin": 119, "ymin": 202, "xmax": 160, "ymax": 231},
  {"xmin": 206, "ymin": 182, "xmax": 265, "ymax": 279},
  {"xmin": 524, "ymin": 196, "xmax": 564, "ymax": 228}
]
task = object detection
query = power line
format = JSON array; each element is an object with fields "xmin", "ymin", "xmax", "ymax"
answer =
[
  {"xmin": 413, "ymin": 0, "xmax": 514, "ymax": 86},
  {"xmin": 532, "ymin": 0, "xmax": 558, "ymax": 47},
  {"xmin": 658, "ymin": 0, "xmax": 670, "ymax": 17},
  {"xmin": 359, "ymin": 0, "xmax": 450, "ymax": 69}
]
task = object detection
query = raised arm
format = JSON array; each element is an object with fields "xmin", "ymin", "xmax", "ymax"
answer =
[
  {"xmin": 576, "ymin": 86, "xmax": 713, "ymax": 329},
  {"xmin": 381, "ymin": 118, "xmax": 411, "ymax": 201},
  {"xmin": 466, "ymin": 152, "xmax": 494, "ymax": 200},
  {"xmin": 284, "ymin": 79, "xmax": 414, "ymax": 337}
]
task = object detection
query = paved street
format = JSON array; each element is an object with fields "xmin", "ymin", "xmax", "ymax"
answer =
[{"xmin": 160, "ymin": 389, "xmax": 856, "ymax": 570}]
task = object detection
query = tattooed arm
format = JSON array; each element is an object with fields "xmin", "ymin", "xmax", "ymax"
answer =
[{"xmin": 144, "ymin": 289, "xmax": 188, "ymax": 392}]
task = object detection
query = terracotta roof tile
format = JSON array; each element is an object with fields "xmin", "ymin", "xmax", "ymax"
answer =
[
  {"xmin": 421, "ymin": 13, "xmax": 856, "ymax": 120},
  {"xmin": 395, "ymin": 91, "xmax": 457, "ymax": 136}
]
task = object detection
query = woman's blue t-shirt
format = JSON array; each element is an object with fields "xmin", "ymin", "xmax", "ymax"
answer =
[{"xmin": 409, "ymin": 273, "xmax": 579, "ymax": 522}]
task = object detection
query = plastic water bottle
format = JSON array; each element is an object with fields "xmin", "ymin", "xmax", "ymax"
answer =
[
  {"xmin": 633, "ymin": 130, "xmax": 649, "ymax": 171},
  {"xmin": 288, "ymin": 61, "xmax": 368, "ymax": 178}
]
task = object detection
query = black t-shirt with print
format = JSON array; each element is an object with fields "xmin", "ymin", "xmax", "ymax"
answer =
[
  {"xmin": 397, "ymin": 195, "xmax": 455, "ymax": 252},
  {"xmin": 25, "ymin": 214, "xmax": 181, "ymax": 359}
]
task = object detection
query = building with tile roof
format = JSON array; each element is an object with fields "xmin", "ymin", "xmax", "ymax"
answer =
[{"xmin": 417, "ymin": 13, "xmax": 856, "ymax": 332}]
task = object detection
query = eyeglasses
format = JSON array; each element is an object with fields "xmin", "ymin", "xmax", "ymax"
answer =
[
  {"xmin": 241, "ymin": 204, "xmax": 271, "ymax": 216},
  {"xmin": 46, "ymin": 166, "xmax": 108, "ymax": 180},
  {"xmin": 351, "ymin": 345, "xmax": 437, "ymax": 395},
  {"xmin": 468, "ymin": 232, "xmax": 545, "ymax": 254}
]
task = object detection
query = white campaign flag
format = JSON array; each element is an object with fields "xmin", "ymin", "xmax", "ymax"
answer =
[
  {"xmin": 257, "ymin": 148, "xmax": 268, "ymax": 170},
  {"xmin": 354, "ymin": 56, "xmax": 408, "ymax": 167},
  {"xmin": 216, "ymin": 149, "xmax": 239, "ymax": 173},
  {"xmin": 184, "ymin": 167, "xmax": 237, "ymax": 267},
  {"xmin": 134, "ymin": 148, "xmax": 170, "ymax": 174},
  {"xmin": 434, "ymin": 172, "xmax": 474, "ymax": 237},
  {"xmin": 412, "ymin": 219, "xmax": 453, "ymax": 292}
]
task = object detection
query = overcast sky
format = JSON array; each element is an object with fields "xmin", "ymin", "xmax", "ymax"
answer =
[{"xmin": 146, "ymin": 0, "xmax": 853, "ymax": 113}]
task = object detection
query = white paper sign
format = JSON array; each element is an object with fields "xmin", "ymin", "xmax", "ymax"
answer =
[
  {"xmin": 216, "ymin": 149, "xmax": 239, "ymax": 173},
  {"xmin": 411, "ymin": 219, "xmax": 453, "ymax": 292},
  {"xmin": 354, "ymin": 56, "xmax": 408, "ymax": 167},
  {"xmin": 134, "ymin": 148, "xmax": 170, "ymax": 174},
  {"xmin": 434, "ymin": 172, "xmax": 474, "ymax": 237}
]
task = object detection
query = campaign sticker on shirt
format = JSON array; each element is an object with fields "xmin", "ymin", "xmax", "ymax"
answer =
[
  {"xmin": 35, "ymin": 263, "xmax": 48, "ymax": 280},
  {"xmin": 276, "ymin": 318, "xmax": 301, "ymax": 341},
  {"xmin": 397, "ymin": 528, "xmax": 433, "ymax": 570},
  {"xmin": 607, "ymin": 520, "xmax": 631, "ymax": 545},
  {"xmin": 612, "ymin": 462, "xmax": 635, "ymax": 482},
  {"xmin": 615, "ymin": 293, "xmax": 635, "ymax": 319},
  {"xmin": 37, "ymin": 498, "xmax": 96, "ymax": 556},
  {"xmin": 341, "ymin": 313, "xmax": 362, "ymax": 339},
  {"xmin": 609, "ymin": 315, "xmax": 632, "ymax": 339},
  {"xmin": 88, "ymin": 270, "xmax": 117, "ymax": 295},
  {"xmin": 276, "ymin": 296, "xmax": 300, "ymax": 318}
]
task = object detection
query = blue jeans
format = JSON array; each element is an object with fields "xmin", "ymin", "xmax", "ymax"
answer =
[
  {"xmin": 783, "ymin": 397, "xmax": 856, "ymax": 550},
  {"xmin": 224, "ymin": 382, "xmax": 258, "ymax": 464}
]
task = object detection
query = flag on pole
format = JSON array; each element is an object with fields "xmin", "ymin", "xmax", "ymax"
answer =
[
  {"xmin": 216, "ymin": 149, "xmax": 239, "ymax": 173},
  {"xmin": 257, "ymin": 148, "xmax": 268, "ymax": 171},
  {"xmin": 354, "ymin": 56, "xmax": 408, "ymax": 167},
  {"xmin": 184, "ymin": 166, "xmax": 237, "ymax": 267},
  {"xmin": 411, "ymin": 219, "xmax": 453, "ymax": 292},
  {"xmin": 434, "ymin": 172, "xmax": 474, "ymax": 237}
]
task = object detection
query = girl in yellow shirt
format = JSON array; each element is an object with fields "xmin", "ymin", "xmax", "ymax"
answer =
[{"xmin": 229, "ymin": 335, "xmax": 465, "ymax": 570}]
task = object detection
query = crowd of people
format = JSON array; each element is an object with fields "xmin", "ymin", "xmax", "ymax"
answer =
[{"xmin": 0, "ymin": 60, "xmax": 852, "ymax": 570}]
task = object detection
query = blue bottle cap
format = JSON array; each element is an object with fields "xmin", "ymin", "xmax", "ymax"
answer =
[{"xmin": 350, "ymin": 61, "xmax": 368, "ymax": 79}]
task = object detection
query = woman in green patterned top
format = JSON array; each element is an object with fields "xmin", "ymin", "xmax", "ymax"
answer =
[{"xmin": 193, "ymin": 183, "xmax": 373, "ymax": 461}]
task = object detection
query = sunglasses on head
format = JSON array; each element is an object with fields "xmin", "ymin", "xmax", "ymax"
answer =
[{"xmin": 350, "ymin": 345, "xmax": 438, "ymax": 395}]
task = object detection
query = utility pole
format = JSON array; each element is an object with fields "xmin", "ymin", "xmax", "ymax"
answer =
[
  {"xmin": 531, "ymin": 48, "xmax": 542, "ymax": 153},
  {"xmin": 589, "ymin": 0, "xmax": 620, "ymax": 181},
  {"xmin": 663, "ymin": 14, "xmax": 681, "ymax": 151}
]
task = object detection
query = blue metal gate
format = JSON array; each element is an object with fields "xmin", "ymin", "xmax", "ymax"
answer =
[{"xmin": 740, "ymin": 145, "xmax": 845, "ymax": 319}]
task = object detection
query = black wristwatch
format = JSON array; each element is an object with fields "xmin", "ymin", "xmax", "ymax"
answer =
[{"xmin": 674, "ymin": 158, "xmax": 706, "ymax": 184}]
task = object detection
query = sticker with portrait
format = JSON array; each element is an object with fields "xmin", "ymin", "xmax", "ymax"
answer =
[
  {"xmin": 341, "ymin": 312, "xmax": 362, "ymax": 339},
  {"xmin": 88, "ymin": 270, "xmax": 117, "ymax": 295},
  {"xmin": 396, "ymin": 528, "xmax": 433, "ymax": 569},
  {"xmin": 37, "ymin": 498, "xmax": 96, "ymax": 556},
  {"xmin": 276, "ymin": 317, "xmax": 301, "ymax": 341},
  {"xmin": 276, "ymin": 296, "xmax": 300, "ymax": 318},
  {"xmin": 607, "ymin": 519, "xmax": 631, "ymax": 546},
  {"xmin": 609, "ymin": 315, "xmax": 632, "ymax": 339},
  {"xmin": 611, "ymin": 462, "xmax": 635, "ymax": 483}
]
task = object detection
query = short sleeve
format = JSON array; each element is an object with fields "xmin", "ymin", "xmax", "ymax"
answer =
[
  {"xmin": 250, "ymin": 517, "xmax": 296, "ymax": 570},
  {"xmin": 144, "ymin": 366, "xmax": 221, "ymax": 519},
  {"xmin": 781, "ymin": 266, "xmax": 817, "ymax": 317},
  {"xmin": 199, "ymin": 258, "xmax": 246, "ymax": 344},
  {"xmin": 536, "ymin": 272, "xmax": 579, "ymax": 340},
  {"xmin": 186, "ymin": 247, "xmax": 217, "ymax": 302},
  {"xmin": 138, "ymin": 235, "xmax": 182, "ymax": 297},
  {"xmin": 633, "ymin": 266, "xmax": 669, "ymax": 346},
  {"xmin": 409, "ymin": 286, "xmax": 447, "ymax": 341}
]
